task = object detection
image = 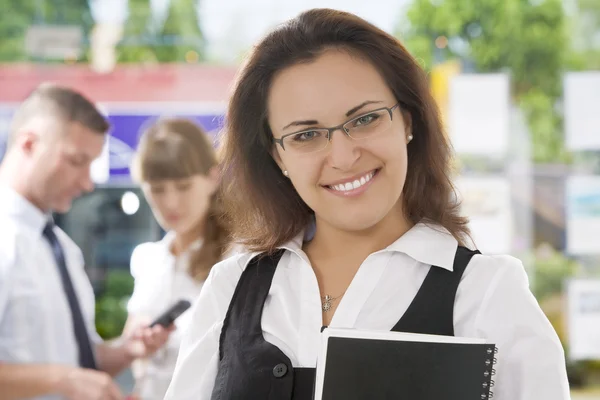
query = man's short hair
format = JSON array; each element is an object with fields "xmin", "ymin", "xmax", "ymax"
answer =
[{"xmin": 8, "ymin": 83, "xmax": 110, "ymax": 148}]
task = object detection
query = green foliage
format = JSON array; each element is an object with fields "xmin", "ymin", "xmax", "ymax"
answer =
[
  {"xmin": 0, "ymin": 0, "xmax": 93, "ymax": 62},
  {"xmin": 95, "ymin": 270, "xmax": 134, "ymax": 340},
  {"xmin": 0, "ymin": 0, "xmax": 205, "ymax": 64},
  {"xmin": 103, "ymin": 268, "xmax": 135, "ymax": 297},
  {"xmin": 0, "ymin": 1, "xmax": 35, "ymax": 62},
  {"xmin": 525, "ymin": 245, "xmax": 585, "ymax": 385},
  {"xmin": 155, "ymin": 0, "xmax": 205, "ymax": 62},
  {"xmin": 118, "ymin": 0, "xmax": 205, "ymax": 63},
  {"xmin": 566, "ymin": 0, "xmax": 600, "ymax": 71},
  {"xmin": 401, "ymin": 0, "xmax": 569, "ymax": 164},
  {"xmin": 95, "ymin": 296, "xmax": 128, "ymax": 340},
  {"xmin": 524, "ymin": 247, "xmax": 600, "ymax": 388},
  {"xmin": 116, "ymin": 0, "xmax": 157, "ymax": 63},
  {"xmin": 518, "ymin": 89, "xmax": 571, "ymax": 163},
  {"xmin": 529, "ymin": 244, "xmax": 579, "ymax": 303}
]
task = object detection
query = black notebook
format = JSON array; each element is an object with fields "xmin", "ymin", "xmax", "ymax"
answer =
[{"xmin": 314, "ymin": 328, "xmax": 496, "ymax": 400}]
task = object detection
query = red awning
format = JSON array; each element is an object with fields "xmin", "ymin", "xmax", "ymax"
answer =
[{"xmin": 0, "ymin": 63, "xmax": 238, "ymax": 103}]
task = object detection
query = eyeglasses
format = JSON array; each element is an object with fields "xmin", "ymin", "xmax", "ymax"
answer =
[{"xmin": 273, "ymin": 103, "xmax": 400, "ymax": 154}]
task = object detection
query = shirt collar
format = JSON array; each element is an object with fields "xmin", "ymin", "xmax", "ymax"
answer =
[
  {"xmin": 0, "ymin": 184, "xmax": 49, "ymax": 235},
  {"xmin": 385, "ymin": 221, "xmax": 458, "ymax": 271},
  {"xmin": 278, "ymin": 220, "xmax": 458, "ymax": 271},
  {"xmin": 162, "ymin": 231, "xmax": 204, "ymax": 254}
]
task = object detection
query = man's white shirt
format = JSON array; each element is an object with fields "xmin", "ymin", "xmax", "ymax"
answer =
[{"xmin": 0, "ymin": 185, "xmax": 99, "ymax": 399}]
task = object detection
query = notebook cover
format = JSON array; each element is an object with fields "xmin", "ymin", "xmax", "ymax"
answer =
[{"xmin": 318, "ymin": 336, "xmax": 495, "ymax": 400}]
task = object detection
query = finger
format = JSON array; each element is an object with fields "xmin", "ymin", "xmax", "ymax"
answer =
[
  {"xmin": 146, "ymin": 326, "xmax": 158, "ymax": 337},
  {"xmin": 129, "ymin": 327, "xmax": 144, "ymax": 340},
  {"xmin": 155, "ymin": 329, "xmax": 171, "ymax": 343},
  {"xmin": 140, "ymin": 329, "xmax": 152, "ymax": 344},
  {"xmin": 140, "ymin": 332, "xmax": 158, "ymax": 351},
  {"xmin": 147, "ymin": 332, "xmax": 165, "ymax": 350},
  {"xmin": 153, "ymin": 332, "xmax": 171, "ymax": 351},
  {"xmin": 152, "ymin": 325, "xmax": 164, "ymax": 335},
  {"xmin": 151, "ymin": 326, "xmax": 167, "ymax": 339},
  {"xmin": 160, "ymin": 330, "xmax": 171, "ymax": 344}
]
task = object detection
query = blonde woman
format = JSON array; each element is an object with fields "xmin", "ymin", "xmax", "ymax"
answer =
[{"xmin": 125, "ymin": 118, "xmax": 232, "ymax": 400}]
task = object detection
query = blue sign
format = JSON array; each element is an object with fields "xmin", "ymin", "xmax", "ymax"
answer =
[
  {"xmin": 0, "ymin": 104, "xmax": 225, "ymax": 184},
  {"xmin": 106, "ymin": 113, "xmax": 224, "ymax": 182},
  {"xmin": 0, "ymin": 107, "xmax": 14, "ymax": 162}
]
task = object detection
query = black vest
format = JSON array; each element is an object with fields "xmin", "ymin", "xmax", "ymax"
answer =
[{"xmin": 211, "ymin": 246, "xmax": 480, "ymax": 400}]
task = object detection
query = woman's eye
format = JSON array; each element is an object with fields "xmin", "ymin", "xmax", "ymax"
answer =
[
  {"xmin": 354, "ymin": 114, "xmax": 378, "ymax": 126},
  {"xmin": 293, "ymin": 130, "xmax": 321, "ymax": 141}
]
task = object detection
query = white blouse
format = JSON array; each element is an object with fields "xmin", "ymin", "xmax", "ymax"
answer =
[
  {"xmin": 127, "ymin": 232, "xmax": 205, "ymax": 400},
  {"xmin": 165, "ymin": 222, "xmax": 570, "ymax": 400}
]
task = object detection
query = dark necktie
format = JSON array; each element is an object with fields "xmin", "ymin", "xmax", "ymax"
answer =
[{"xmin": 42, "ymin": 221, "xmax": 97, "ymax": 370}]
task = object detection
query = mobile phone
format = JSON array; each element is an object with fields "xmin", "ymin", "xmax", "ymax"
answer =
[{"xmin": 149, "ymin": 299, "xmax": 192, "ymax": 328}]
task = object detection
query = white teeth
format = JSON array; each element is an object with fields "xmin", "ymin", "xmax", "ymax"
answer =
[{"xmin": 329, "ymin": 171, "xmax": 376, "ymax": 192}]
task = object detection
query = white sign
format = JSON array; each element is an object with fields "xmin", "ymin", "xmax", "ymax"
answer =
[
  {"xmin": 90, "ymin": 139, "xmax": 109, "ymax": 185},
  {"xmin": 0, "ymin": 107, "xmax": 14, "ymax": 162},
  {"xmin": 567, "ymin": 279, "xmax": 600, "ymax": 360},
  {"xmin": 455, "ymin": 176, "xmax": 512, "ymax": 254},
  {"xmin": 448, "ymin": 74, "xmax": 510, "ymax": 155},
  {"xmin": 564, "ymin": 72, "xmax": 600, "ymax": 150},
  {"xmin": 566, "ymin": 175, "xmax": 600, "ymax": 255},
  {"xmin": 25, "ymin": 25, "xmax": 83, "ymax": 59},
  {"xmin": 89, "ymin": 0, "xmax": 129, "ymax": 24},
  {"xmin": 90, "ymin": 22, "xmax": 123, "ymax": 74}
]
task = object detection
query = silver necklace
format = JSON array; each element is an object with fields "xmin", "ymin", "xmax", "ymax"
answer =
[{"xmin": 321, "ymin": 293, "xmax": 343, "ymax": 312}]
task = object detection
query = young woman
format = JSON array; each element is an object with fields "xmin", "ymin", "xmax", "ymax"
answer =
[
  {"xmin": 165, "ymin": 9, "xmax": 570, "ymax": 400},
  {"xmin": 125, "ymin": 118, "xmax": 232, "ymax": 400}
]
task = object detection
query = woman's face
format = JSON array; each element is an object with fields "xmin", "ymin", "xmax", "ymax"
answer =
[
  {"xmin": 268, "ymin": 49, "xmax": 412, "ymax": 234},
  {"xmin": 142, "ymin": 172, "xmax": 217, "ymax": 235}
]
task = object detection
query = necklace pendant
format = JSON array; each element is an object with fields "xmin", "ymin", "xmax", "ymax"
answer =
[{"xmin": 322, "ymin": 295, "xmax": 333, "ymax": 312}]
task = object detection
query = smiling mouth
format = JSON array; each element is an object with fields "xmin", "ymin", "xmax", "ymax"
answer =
[{"xmin": 324, "ymin": 169, "xmax": 380, "ymax": 192}]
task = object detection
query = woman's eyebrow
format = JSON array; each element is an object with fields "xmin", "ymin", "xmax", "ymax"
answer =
[{"xmin": 281, "ymin": 100, "xmax": 383, "ymax": 131}]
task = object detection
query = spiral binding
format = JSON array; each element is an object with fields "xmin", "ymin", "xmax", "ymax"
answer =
[{"xmin": 481, "ymin": 345, "xmax": 498, "ymax": 399}]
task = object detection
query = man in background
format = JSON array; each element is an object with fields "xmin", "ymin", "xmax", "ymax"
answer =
[{"xmin": 0, "ymin": 83, "xmax": 173, "ymax": 400}]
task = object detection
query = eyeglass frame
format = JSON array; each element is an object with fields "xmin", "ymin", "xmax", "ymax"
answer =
[{"xmin": 273, "ymin": 103, "xmax": 401, "ymax": 152}]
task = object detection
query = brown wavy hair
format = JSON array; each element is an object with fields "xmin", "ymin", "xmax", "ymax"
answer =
[
  {"xmin": 132, "ymin": 118, "xmax": 231, "ymax": 281},
  {"xmin": 219, "ymin": 8, "xmax": 470, "ymax": 253}
]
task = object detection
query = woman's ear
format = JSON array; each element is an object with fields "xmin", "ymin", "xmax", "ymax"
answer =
[
  {"xmin": 402, "ymin": 109, "xmax": 412, "ymax": 135},
  {"xmin": 271, "ymin": 144, "xmax": 287, "ymax": 176}
]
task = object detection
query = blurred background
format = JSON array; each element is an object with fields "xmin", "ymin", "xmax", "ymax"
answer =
[{"xmin": 0, "ymin": 0, "xmax": 599, "ymax": 397}]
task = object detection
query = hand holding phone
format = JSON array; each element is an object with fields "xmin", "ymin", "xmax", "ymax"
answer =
[{"xmin": 149, "ymin": 299, "xmax": 191, "ymax": 328}]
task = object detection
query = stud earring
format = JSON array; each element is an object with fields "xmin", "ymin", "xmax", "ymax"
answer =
[
  {"xmin": 283, "ymin": 170, "xmax": 289, "ymax": 177},
  {"xmin": 407, "ymin": 134, "xmax": 413, "ymax": 143}
]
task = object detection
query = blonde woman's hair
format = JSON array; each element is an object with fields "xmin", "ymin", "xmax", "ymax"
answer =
[{"xmin": 132, "ymin": 117, "xmax": 230, "ymax": 281}]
